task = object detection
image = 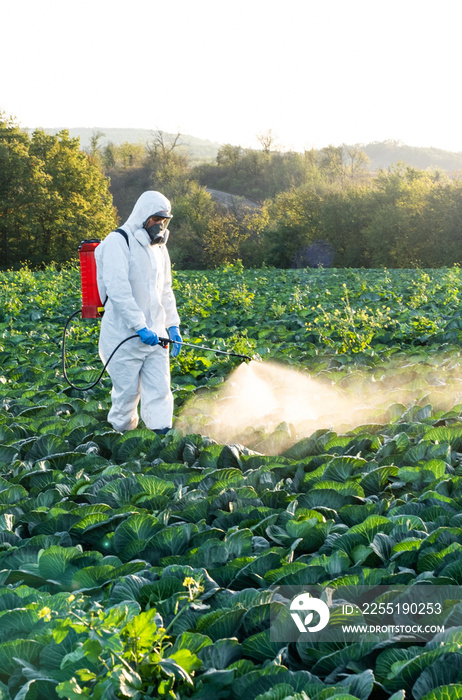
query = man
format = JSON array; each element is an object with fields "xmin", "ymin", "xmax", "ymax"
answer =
[{"xmin": 95, "ymin": 190, "xmax": 182, "ymax": 434}]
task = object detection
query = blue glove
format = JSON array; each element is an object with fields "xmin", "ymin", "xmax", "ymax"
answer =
[
  {"xmin": 137, "ymin": 327, "xmax": 159, "ymax": 346},
  {"xmin": 168, "ymin": 326, "xmax": 182, "ymax": 357}
]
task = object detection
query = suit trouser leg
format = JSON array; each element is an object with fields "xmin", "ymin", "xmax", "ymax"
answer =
[
  {"xmin": 139, "ymin": 346, "xmax": 173, "ymax": 430},
  {"xmin": 106, "ymin": 352, "xmax": 144, "ymax": 432}
]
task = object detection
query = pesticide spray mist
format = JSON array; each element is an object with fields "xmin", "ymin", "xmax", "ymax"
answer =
[{"xmin": 176, "ymin": 356, "xmax": 462, "ymax": 455}]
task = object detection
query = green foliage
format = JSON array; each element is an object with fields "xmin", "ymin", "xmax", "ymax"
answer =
[
  {"xmin": 87, "ymin": 125, "xmax": 462, "ymax": 270},
  {"xmin": 50, "ymin": 592, "xmax": 205, "ymax": 698},
  {"xmin": 193, "ymin": 143, "xmax": 366, "ymax": 201},
  {"xmin": 3, "ymin": 265, "xmax": 462, "ymax": 697},
  {"xmin": 261, "ymin": 166, "xmax": 462, "ymax": 269},
  {"xmin": 7, "ymin": 112, "xmax": 462, "ymax": 270},
  {"xmin": 0, "ymin": 113, "xmax": 117, "ymax": 268}
]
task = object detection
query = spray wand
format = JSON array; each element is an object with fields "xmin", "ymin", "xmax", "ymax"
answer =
[{"xmin": 158, "ymin": 336, "xmax": 252, "ymax": 361}]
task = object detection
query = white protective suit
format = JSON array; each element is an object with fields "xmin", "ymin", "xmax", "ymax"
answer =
[{"xmin": 95, "ymin": 191, "xmax": 180, "ymax": 432}]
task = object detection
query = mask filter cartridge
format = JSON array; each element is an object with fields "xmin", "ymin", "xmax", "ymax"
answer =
[{"xmin": 145, "ymin": 222, "xmax": 167, "ymax": 245}]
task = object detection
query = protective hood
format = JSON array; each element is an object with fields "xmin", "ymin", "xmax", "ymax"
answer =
[{"xmin": 122, "ymin": 191, "xmax": 172, "ymax": 237}]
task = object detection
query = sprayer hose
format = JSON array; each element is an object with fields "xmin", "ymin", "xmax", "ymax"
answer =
[{"xmin": 61, "ymin": 309, "xmax": 138, "ymax": 391}]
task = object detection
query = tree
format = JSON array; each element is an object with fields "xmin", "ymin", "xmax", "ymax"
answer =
[
  {"xmin": 101, "ymin": 141, "xmax": 147, "ymax": 170},
  {"xmin": 167, "ymin": 182, "xmax": 216, "ymax": 268},
  {"xmin": 27, "ymin": 130, "xmax": 117, "ymax": 264},
  {"xmin": 0, "ymin": 116, "xmax": 117, "ymax": 267},
  {"xmin": 420, "ymin": 179, "xmax": 462, "ymax": 266},
  {"xmin": 256, "ymin": 128, "xmax": 279, "ymax": 153},
  {"xmin": 318, "ymin": 145, "xmax": 345, "ymax": 184},
  {"xmin": 318, "ymin": 145, "xmax": 370, "ymax": 186},
  {"xmin": 147, "ymin": 129, "xmax": 190, "ymax": 199},
  {"xmin": 319, "ymin": 187, "xmax": 372, "ymax": 267},
  {"xmin": 362, "ymin": 165, "xmax": 434, "ymax": 267},
  {"xmin": 0, "ymin": 113, "xmax": 31, "ymax": 266},
  {"xmin": 263, "ymin": 186, "xmax": 326, "ymax": 267},
  {"xmin": 216, "ymin": 144, "xmax": 243, "ymax": 172},
  {"xmin": 343, "ymin": 145, "xmax": 371, "ymax": 182},
  {"xmin": 88, "ymin": 130, "xmax": 106, "ymax": 167},
  {"xmin": 202, "ymin": 203, "xmax": 269, "ymax": 268},
  {"xmin": 147, "ymin": 129, "xmax": 183, "ymax": 160},
  {"xmin": 102, "ymin": 142, "xmax": 117, "ymax": 169}
]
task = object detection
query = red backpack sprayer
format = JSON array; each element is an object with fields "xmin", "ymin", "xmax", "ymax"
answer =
[{"xmin": 62, "ymin": 238, "xmax": 252, "ymax": 391}]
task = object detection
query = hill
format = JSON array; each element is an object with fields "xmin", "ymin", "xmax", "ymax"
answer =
[
  {"xmin": 25, "ymin": 127, "xmax": 221, "ymax": 164},
  {"xmin": 359, "ymin": 140, "xmax": 462, "ymax": 173},
  {"xmin": 24, "ymin": 127, "xmax": 462, "ymax": 173}
]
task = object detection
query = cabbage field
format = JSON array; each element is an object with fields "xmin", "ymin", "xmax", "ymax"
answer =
[{"xmin": 2, "ymin": 263, "xmax": 462, "ymax": 699}]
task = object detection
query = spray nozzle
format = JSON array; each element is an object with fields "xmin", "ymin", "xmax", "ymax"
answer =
[{"xmin": 250, "ymin": 353, "xmax": 263, "ymax": 363}]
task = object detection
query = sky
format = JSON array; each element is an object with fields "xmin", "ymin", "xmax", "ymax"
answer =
[{"xmin": 2, "ymin": 0, "xmax": 462, "ymax": 153}]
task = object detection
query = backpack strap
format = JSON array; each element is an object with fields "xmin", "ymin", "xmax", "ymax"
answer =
[
  {"xmin": 101, "ymin": 228, "xmax": 129, "ymax": 310},
  {"xmin": 115, "ymin": 228, "xmax": 129, "ymax": 247}
]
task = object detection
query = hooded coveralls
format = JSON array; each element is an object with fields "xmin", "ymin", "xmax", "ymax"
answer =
[{"xmin": 95, "ymin": 191, "xmax": 180, "ymax": 432}]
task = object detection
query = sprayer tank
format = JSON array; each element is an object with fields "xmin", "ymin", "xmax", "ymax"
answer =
[{"xmin": 78, "ymin": 240, "xmax": 103, "ymax": 318}]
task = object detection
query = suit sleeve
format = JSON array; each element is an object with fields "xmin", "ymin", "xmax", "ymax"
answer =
[{"xmin": 97, "ymin": 232, "xmax": 147, "ymax": 332}]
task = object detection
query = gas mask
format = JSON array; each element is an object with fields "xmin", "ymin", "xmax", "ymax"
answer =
[
  {"xmin": 145, "ymin": 221, "xmax": 169, "ymax": 245},
  {"xmin": 144, "ymin": 213, "xmax": 171, "ymax": 245}
]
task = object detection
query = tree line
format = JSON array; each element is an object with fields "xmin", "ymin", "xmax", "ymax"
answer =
[
  {"xmin": 101, "ymin": 130, "xmax": 462, "ymax": 270},
  {"xmin": 2, "ymin": 112, "xmax": 462, "ymax": 269}
]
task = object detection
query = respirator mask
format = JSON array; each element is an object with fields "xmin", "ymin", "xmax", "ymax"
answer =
[{"xmin": 144, "ymin": 210, "xmax": 172, "ymax": 245}]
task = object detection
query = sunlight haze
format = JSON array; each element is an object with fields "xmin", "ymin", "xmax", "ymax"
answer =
[{"xmin": 2, "ymin": 0, "xmax": 461, "ymax": 152}]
